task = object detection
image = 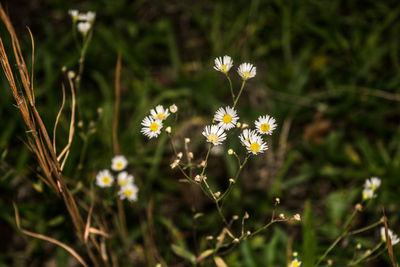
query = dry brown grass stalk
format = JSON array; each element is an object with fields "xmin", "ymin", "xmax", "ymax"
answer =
[{"xmin": 0, "ymin": 5, "xmax": 105, "ymax": 266}]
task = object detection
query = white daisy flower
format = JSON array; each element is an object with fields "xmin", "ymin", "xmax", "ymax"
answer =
[
  {"xmin": 141, "ymin": 116, "xmax": 163, "ymax": 139},
  {"xmin": 213, "ymin": 55, "xmax": 233, "ymax": 74},
  {"xmin": 237, "ymin": 63, "xmax": 256, "ymax": 80},
  {"xmin": 118, "ymin": 183, "xmax": 139, "ymax": 202},
  {"xmin": 78, "ymin": 11, "xmax": 96, "ymax": 23},
  {"xmin": 380, "ymin": 227, "xmax": 400, "ymax": 245},
  {"xmin": 365, "ymin": 177, "xmax": 381, "ymax": 191},
  {"xmin": 289, "ymin": 258, "xmax": 302, "ymax": 267},
  {"xmin": 111, "ymin": 155, "xmax": 128, "ymax": 171},
  {"xmin": 150, "ymin": 105, "xmax": 170, "ymax": 121},
  {"xmin": 68, "ymin": 10, "xmax": 79, "ymax": 20},
  {"xmin": 117, "ymin": 171, "xmax": 134, "ymax": 187},
  {"xmin": 77, "ymin": 22, "xmax": 91, "ymax": 36},
  {"xmin": 239, "ymin": 129, "xmax": 268, "ymax": 155},
  {"xmin": 214, "ymin": 106, "xmax": 239, "ymax": 130},
  {"xmin": 96, "ymin": 170, "xmax": 114, "ymax": 188},
  {"xmin": 169, "ymin": 104, "xmax": 178, "ymax": 113},
  {"xmin": 362, "ymin": 188, "xmax": 375, "ymax": 201},
  {"xmin": 202, "ymin": 125, "xmax": 227, "ymax": 146},
  {"xmin": 255, "ymin": 115, "xmax": 277, "ymax": 135}
]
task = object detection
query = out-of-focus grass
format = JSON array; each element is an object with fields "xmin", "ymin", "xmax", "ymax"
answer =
[{"xmin": 1, "ymin": 0, "xmax": 400, "ymax": 266}]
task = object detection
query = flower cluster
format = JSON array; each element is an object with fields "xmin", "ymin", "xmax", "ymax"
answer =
[
  {"xmin": 213, "ymin": 55, "xmax": 256, "ymax": 80},
  {"xmin": 362, "ymin": 177, "xmax": 381, "ymax": 200},
  {"xmin": 68, "ymin": 10, "xmax": 96, "ymax": 36},
  {"xmin": 96, "ymin": 155, "xmax": 139, "ymax": 202},
  {"xmin": 141, "ymin": 104, "xmax": 177, "ymax": 139},
  {"xmin": 202, "ymin": 106, "xmax": 277, "ymax": 155}
]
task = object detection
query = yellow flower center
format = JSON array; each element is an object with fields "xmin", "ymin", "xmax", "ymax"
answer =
[
  {"xmin": 221, "ymin": 64, "xmax": 227, "ymax": 72},
  {"xmin": 371, "ymin": 184, "xmax": 377, "ymax": 190},
  {"xmin": 222, "ymin": 114, "xmax": 232, "ymax": 124},
  {"xmin": 150, "ymin": 122, "xmax": 159, "ymax": 132},
  {"xmin": 207, "ymin": 134, "xmax": 219, "ymax": 143},
  {"xmin": 156, "ymin": 113, "xmax": 165, "ymax": 120},
  {"xmin": 116, "ymin": 162, "xmax": 123, "ymax": 169},
  {"xmin": 242, "ymin": 71, "xmax": 251, "ymax": 78},
  {"xmin": 260, "ymin": 123, "xmax": 270, "ymax": 132},
  {"xmin": 124, "ymin": 190, "xmax": 132, "ymax": 197},
  {"xmin": 119, "ymin": 180, "xmax": 127, "ymax": 186},
  {"xmin": 292, "ymin": 260, "xmax": 299, "ymax": 267},
  {"xmin": 250, "ymin": 142, "xmax": 260, "ymax": 152},
  {"xmin": 102, "ymin": 177, "xmax": 110, "ymax": 184}
]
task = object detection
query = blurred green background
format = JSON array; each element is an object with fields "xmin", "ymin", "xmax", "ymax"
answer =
[{"xmin": 1, "ymin": 0, "xmax": 400, "ymax": 266}]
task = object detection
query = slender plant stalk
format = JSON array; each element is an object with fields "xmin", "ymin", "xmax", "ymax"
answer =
[{"xmin": 233, "ymin": 80, "xmax": 246, "ymax": 108}]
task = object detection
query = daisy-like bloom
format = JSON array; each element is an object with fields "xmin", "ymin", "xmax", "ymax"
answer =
[
  {"xmin": 237, "ymin": 63, "xmax": 256, "ymax": 80},
  {"xmin": 255, "ymin": 115, "xmax": 277, "ymax": 135},
  {"xmin": 362, "ymin": 177, "xmax": 381, "ymax": 200},
  {"xmin": 169, "ymin": 104, "xmax": 178, "ymax": 113},
  {"xmin": 214, "ymin": 106, "xmax": 239, "ymax": 130},
  {"xmin": 78, "ymin": 11, "xmax": 96, "ymax": 23},
  {"xmin": 362, "ymin": 188, "xmax": 375, "ymax": 201},
  {"xmin": 68, "ymin": 9, "xmax": 79, "ymax": 21},
  {"xmin": 239, "ymin": 129, "xmax": 268, "ymax": 155},
  {"xmin": 141, "ymin": 116, "xmax": 163, "ymax": 139},
  {"xmin": 117, "ymin": 171, "xmax": 134, "ymax": 187},
  {"xmin": 77, "ymin": 22, "xmax": 91, "ymax": 36},
  {"xmin": 111, "ymin": 155, "xmax": 128, "ymax": 171},
  {"xmin": 96, "ymin": 170, "xmax": 114, "ymax": 188},
  {"xmin": 213, "ymin": 55, "xmax": 233, "ymax": 74},
  {"xmin": 118, "ymin": 183, "xmax": 139, "ymax": 202},
  {"xmin": 289, "ymin": 258, "xmax": 302, "ymax": 267},
  {"xmin": 380, "ymin": 227, "xmax": 400, "ymax": 245},
  {"xmin": 365, "ymin": 177, "xmax": 381, "ymax": 191},
  {"xmin": 150, "ymin": 105, "xmax": 170, "ymax": 121},
  {"xmin": 202, "ymin": 125, "xmax": 227, "ymax": 146}
]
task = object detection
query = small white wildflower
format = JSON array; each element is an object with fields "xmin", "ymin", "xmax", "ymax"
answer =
[
  {"xmin": 111, "ymin": 155, "xmax": 128, "ymax": 171},
  {"xmin": 117, "ymin": 171, "xmax": 134, "ymax": 187},
  {"xmin": 150, "ymin": 105, "xmax": 170, "ymax": 121},
  {"xmin": 214, "ymin": 106, "xmax": 239, "ymax": 130},
  {"xmin": 169, "ymin": 104, "xmax": 178, "ymax": 113},
  {"xmin": 238, "ymin": 63, "xmax": 256, "ymax": 80},
  {"xmin": 118, "ymin": 183, "xmax": 138, "ymax": 202},
  {"xmin": 365, "ymin": 177, "xmax": 381, "ymax": 191},
  {"xmin": 165, "ymin": 126, "xmax": 171, "ymax": 133},
  {"xmin": 289, "ymin": 258, "xmax": 302, "ymax": 267},
  {"xmin": 78, "ymin": 11, "xmax": 96, "ymax": 23},
  {"xmin": 380, "ymin": 227, "xmax": 400, "ymax": 245},
  {"xmin": 96, "ymin": 170, "xmax": 114, "ymax": 188},
  {"xmin": 362, "ymin": 188, "xmax": 375, "ymax": 201},
  {"xmin": 239, "ymin": 129, "xmax": 268, "ymax": 155},
  {"xmin": 68, "ymin": 10, "xmax": 79, "ymax": 21},
  {"xmin": 255, "ymin": 115, "xmax": 277, "ymax": 135},
  {"xmin": 141, "ymin": 116, "xmax": 163, "ymax": 139},
  {"xmin": 362, "ymin": 177, "xmax": 381, "ymax": 200},
  {"xmin": 213, "ymin": 55, "xmax": 233, "ymax": 74},
  {"xmin": 202, "ymin": 125, "xmax": 227, "ymax": 146},
  {"xmin": 77, "ymin": 22, "xmax": 91, "ymax": 36}
]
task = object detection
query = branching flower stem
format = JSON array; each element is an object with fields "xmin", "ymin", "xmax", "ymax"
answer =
[
  {"xmin": 225, "ymin": 74, "xmax": 235, "ymax": 102},
  {"xmin": 233, "ymin": 80, "xmax": 246, "ymax": 108}
]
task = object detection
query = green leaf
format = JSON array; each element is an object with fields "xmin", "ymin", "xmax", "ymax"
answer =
[
  {"xmin": 302, "ymin": 200, "xmax": 317, "ymax": 267},
  {"xmin": 171, "ymin": 244, "xmax": 195, "ymax": 264}
]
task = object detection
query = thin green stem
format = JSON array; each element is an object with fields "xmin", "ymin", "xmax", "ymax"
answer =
[
  {"xmin": 348, "ymin": 219, "xmax": 383, "ymax": 236},
  {"xmin": 315, "ymin": 209, "xmax": 358, "ymax": 267},
  {"xmin": 225, "ymin": 74, "xmax": 235, "ymax": 103},
  {"xmin": 233, "ymin": 80, "xmax": 246, "ymax": 108},
  {"xmin": 347, "ymin": 242, "xmax": 384, "ymax": 266},
  {"xmin": 200, "ymin": 144, "xmax": 212, "ymax": 177}
]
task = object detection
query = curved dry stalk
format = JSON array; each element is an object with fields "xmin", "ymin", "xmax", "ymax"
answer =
[
  {"xmin": 13, "ymin": 203, "xmax": 89, "ymax": 267},
  {"xmin": 53, "ymin": 84, "xmax": 66, "ymax": 155}
]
